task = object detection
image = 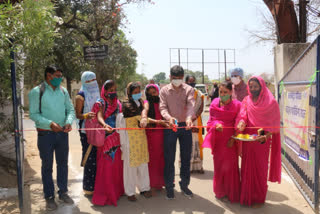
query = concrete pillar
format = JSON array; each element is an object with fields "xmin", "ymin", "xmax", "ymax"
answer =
[{"xmin": 274, "ymin": 43, "xmax": 310, "ymax": 99}]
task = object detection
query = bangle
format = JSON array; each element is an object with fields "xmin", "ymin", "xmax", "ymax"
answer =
[{"xmin": 83, "ymin": 113, "xmax": 89, "ymax": 119}]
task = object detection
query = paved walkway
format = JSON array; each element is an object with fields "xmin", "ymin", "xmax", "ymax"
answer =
[{"xmin": 21, "ymin": 118, "xmax": 313, "ymax": 214}]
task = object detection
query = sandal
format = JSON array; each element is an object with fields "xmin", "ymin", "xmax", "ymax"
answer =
[
  {"xmin": 127, "ymin": 195, "xmax": 137, "ymax": 202},
  {"xmin": 140, "ymin": 191, "xmax": 152, "ymax": 198}
]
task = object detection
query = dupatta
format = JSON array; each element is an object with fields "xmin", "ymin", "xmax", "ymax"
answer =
[{"xmin": 237, "ymin": 76, "xmax": 281, "ymax": 183}]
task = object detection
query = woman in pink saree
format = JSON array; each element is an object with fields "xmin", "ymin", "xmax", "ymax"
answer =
[
  {"xmin": 203, "ymin": 81, "xmax": 241, "ymax": 203},
  {"xmin": 236, "ymin": 76, "xmax": 281, "ymax": 206},
  {"xmin": 140, "ymin": 84, "xmax": 168, "ymax": 194}
]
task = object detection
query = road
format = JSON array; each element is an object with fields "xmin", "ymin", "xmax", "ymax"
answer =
[{"xmin": 21, "ymin": 115, "xmax": 313, "ymax": 214}]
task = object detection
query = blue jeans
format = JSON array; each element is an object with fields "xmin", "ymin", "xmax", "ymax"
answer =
[
  {"xmin": 163, "ymin": 122, "xmax": 192, "ymax": 190},
  {"xmin": 37, "ymin": 131, "xmax": 69, "ymax": 199}
]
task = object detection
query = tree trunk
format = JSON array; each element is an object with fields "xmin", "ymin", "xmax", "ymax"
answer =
[
  {"xmin": 66, "ymin": 76, "xmax": 72, "ymax": 96},
  {"xmin": 95, "ymin": 59, "xmax": 109, "ymax": 88}
]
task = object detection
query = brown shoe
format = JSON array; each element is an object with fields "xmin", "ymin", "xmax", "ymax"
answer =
[
  {"xmin": 140, "ymin": 191, "xmax": 152, "ymax": 198},
  {"xmin": 45, "ymin": 197, "xmax": 58, "ymax": 211},
  {"xmin": 127, "ymin": 195, "xmax": 137, "ymax": 202}
]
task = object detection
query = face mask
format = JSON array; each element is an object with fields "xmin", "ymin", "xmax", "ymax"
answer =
[
  {"xmin": 85, "ymin": 80, "xmax": 98, "ymax": 91},
  {"xmin": 231, "ymin": 77, "xmax": 241, "ymax": 85},
  {"xmin": 250, "ymin": 90, "xmax": 261, "ymax": 97},
  {"xmin": 220, "ymin": 94, "xmax": 231, "ymax": 102},
  {"xmin": 171, "ymin": 79, "xmax": 183, "ymax": 87},
  {"xmin": 50, "ymin": 77, "xmax": 63, "ymax": 87},
  {"xmin": 106, "ymin": 92, "xmax": 117, "ymax": 100},
  {"xmin": 147, "ymin": 96, "xmax": 160, "ymax": 103},
  {"xmin": 188, "ymin": 83, "xmax": 196, "ymax": 88},
  {"xmin": 132, "ymin": 93, "xmax": 142, "ymax": 101}
]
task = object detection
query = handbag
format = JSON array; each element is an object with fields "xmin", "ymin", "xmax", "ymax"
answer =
[
  {"xmin": 85, "ymin": 101, "xmax": 105, "ymax": 147},
  {"xmin": 85, "ymin": 117, "xmax": 105, "ymax": 147}
]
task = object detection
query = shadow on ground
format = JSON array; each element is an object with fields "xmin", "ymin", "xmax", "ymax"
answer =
[{"xmin": 87, "ymin": 190, "xmax": 225, "ymax": 214}]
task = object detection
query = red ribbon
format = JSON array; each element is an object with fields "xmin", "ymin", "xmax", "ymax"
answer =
[{"xmin": 15, "ymin": 125, "xmax": 320, "ymax": 132}]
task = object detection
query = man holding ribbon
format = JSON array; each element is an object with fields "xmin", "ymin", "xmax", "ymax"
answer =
[
  {"xmin": 159, "ymin": 65, "xmax": 195, "ymax": 199},
  {"xmin": 28, "ymin": 65, "xmax": 75, "ymax": 210}
]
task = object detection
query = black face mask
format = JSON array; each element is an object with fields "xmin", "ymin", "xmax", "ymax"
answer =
[
  {"xmin": 147, "ymin": 95, "xmax": 160, "ymax": 103},
  {"xmin": 188, "ymin": 83, "xmax": 196, "ymax": 88},
  {"xmin": 250, "ymin": 90, "xmax": 261, "ymax": 97},
  {"xmin": 106, "ymin": 92, "xmax": 117, "ymax": 100}
]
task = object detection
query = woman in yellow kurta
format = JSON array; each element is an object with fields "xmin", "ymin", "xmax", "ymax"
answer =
[{"xmin": 118, "ymin": 82, "xmax": 151, "ymax": 202}]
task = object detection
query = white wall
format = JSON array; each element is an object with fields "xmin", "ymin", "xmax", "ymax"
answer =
[{"xmin": 274, "ymin": 43, "xmax": 310, "ymax": 98}]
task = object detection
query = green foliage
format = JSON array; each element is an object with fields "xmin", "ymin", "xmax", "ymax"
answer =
[
  {"xmin": 0, "ymin": 0, "xmax": 151, "ymax": 103},
  {"xmin": 0, "ymin": 0, "xmax": 58, "ymax": 144},
  {"xmin": 53, "ymin": 28, "xmax": 91, "ymax": 93},
  {"xmin": 133, "ymin": 73, "xmax": 148, "ymax": 87},
  {"xmin": 96, "ymin": 30, "xmax": 138, "ymax": 97},
  {"xmin": 54, "ymin": 0, "xmax": 151, "ymax": 89},
  {"xmin": 55, "ymin": 0, "xmax": 153, "ymax": 43},
  {"xmin": 22, "ymin": 0, "xmax": 58, "ymax": 87},
  {"xmin": 152, "ymin": 72, "xmax": 166, "ymax": 83},
  {"xmin": 0, "ymin": 58, "xmax": 11, "ymax": 106},
  {"xmin": 184, "ymin": 69, "xmax": 211, "ymax": 84},
  {"xmin": 0, "ymin": 0, "xmax": 58, "ymax": 103},
  {"xmin": 159, "ymin": 79, "xmax": 170, "ymax": 84}
]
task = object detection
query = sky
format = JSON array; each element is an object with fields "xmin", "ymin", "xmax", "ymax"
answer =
[{"xmin": 122, "ymin": 0, "xmax": 275, "ymax": 80}]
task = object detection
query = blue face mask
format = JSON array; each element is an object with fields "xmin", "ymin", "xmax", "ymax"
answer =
[{"xmin": 132, "ymin": 93, "xmax": 142, "ymax": 101}]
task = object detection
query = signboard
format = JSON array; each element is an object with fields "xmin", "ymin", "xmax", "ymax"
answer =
[
  {"xmin": 283, "ymin": 87, "xmax": 310, "ymax": 161},
  {"xmin": 83, "ymin": 45, "xmax": 108, "ymax": 60}
]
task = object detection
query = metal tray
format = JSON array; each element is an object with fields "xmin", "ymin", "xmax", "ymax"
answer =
[{"xmin": 232, "ymin": 135, "xmax": 257, "ymax": 142}]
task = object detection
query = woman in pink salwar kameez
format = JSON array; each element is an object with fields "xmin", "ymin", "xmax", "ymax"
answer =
[
  {"xmin": 236, "ymin": 76, "xmax": 281, "ymax": 206},
  {"xmin": 203, "ymin": 81, "xmax": 241, "ymax": 203}
]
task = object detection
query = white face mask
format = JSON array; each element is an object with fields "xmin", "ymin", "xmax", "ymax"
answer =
[
  {"xmin": 231, "ymin": 77, "xmax": 241, "ymax": 85},
  {"xmin": 171, "ymin": 79, "xmax": 183, "ymax": 87}
]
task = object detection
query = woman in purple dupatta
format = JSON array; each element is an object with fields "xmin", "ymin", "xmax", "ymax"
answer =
[{"xmin": 203, "ymin": 81, "xmax": 241, "ymax": 203}]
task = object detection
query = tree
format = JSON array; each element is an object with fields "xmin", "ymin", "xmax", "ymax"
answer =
[
  {"xmin": 104, "ymin": 30, "xmax": 138, "ymax": 96},
  {"xmin": 0, "ymin": 0, "xmax": 58, "ymax": 161},
  {"xmin": 54, "ymin": 0, "xmax": 153, "ymax": 86},
  {"xmin": 152, "ymin": 72, "xmax": 166, "ymax": 83},
  {"xmin": 0, "ymin": 0, "xmax": 58, "ymax": 97},
  {"xmin": 53, "ymin": 28, "xmax": 91, "ymax": 94},
  {"xmin": 184, "ymin": 70, "xmax": 211, "ymax": 84},
  {"xmin": 247, "ymin": 0, "xmax": 320, "ymax": 44}
]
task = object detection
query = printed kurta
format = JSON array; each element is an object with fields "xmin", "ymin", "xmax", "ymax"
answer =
[{"xmin": 125, "ymin": 115, "xmax": 149, "ymax": 167}]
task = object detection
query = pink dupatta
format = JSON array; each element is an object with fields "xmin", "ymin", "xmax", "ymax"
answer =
[
  {"xmin": 203, "ymin": 98, "xmax": 241, "ymax": 154},
  {"xmin": 237, "ymin": 76, "xmax": 281, "ymax": 183}
]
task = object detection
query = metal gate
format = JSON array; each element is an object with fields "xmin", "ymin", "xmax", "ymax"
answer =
[{"xmin": 278, "ymin": 36, "xmax": 320, "ymax": 212}]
